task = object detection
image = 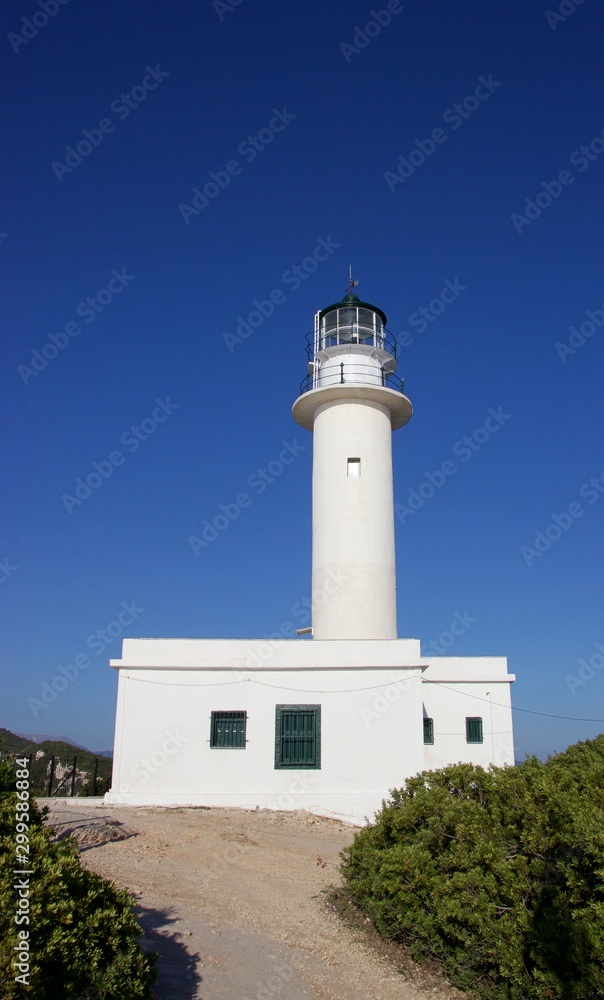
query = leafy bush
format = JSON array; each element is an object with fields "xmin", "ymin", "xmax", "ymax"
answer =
[
  {"xmin": 340, "ymin": 736, "xmax": 604, "ymax": 999},
  {"xmin": 0, "ymin": 758, "xmax": 156, "ymax": 998}
]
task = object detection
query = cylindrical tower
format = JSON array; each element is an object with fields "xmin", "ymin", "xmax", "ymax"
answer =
[{"xmin": 293, "ymin": 291, "xmax": 412, "ymax": 640}]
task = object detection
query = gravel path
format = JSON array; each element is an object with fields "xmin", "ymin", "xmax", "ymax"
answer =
[{"xmin": 42, "ymin": 801, "xmax": 462, "ymax": 1000}]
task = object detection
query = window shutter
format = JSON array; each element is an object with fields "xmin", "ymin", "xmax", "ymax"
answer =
[
  {"xmin": 466, "ymin": 717, "xmax": 483, "ymax": 744},
  {"xmin": 275, "ymin": 706, "xmax": 321, "ymax": 769}
]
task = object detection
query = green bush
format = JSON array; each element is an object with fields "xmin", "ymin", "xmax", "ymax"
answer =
[
  {"xmin": 0, "ymin": 759, "xmax": 156, "ymax": 998},
  {"xmin": 340, "ymin": 736, "xmax": 604, "ymax": 998}
]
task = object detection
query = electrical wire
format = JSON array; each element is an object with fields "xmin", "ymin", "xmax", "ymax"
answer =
[
  {"xmin": 422, "ymin": 680, "xmax": 604, "ymax": 723},
  {"xmin": 122, "ymin": 671, "xmax": 604, "ymax": 722}
]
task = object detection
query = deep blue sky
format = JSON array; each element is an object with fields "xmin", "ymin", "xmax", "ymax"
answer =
[{"xmin": 3, "ymin": 0, "xmax": 604, "ymax": 758}]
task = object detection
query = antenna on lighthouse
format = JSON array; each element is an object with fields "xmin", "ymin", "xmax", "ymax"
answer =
[{"xmin": 344, "ymin": 264, "xmax": 359, "ymax": 294}]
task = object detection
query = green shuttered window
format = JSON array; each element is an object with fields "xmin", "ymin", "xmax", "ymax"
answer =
[
  {"xmin": 423, "ymin": 718, "xmax": 434, "ymax": 744},
  {"xmin": 466, "ymin": 717, "xmax": 483, "ymax": 744},
  {"xmin": 210, "ymin": 711, "xmax": 247, "ymax": 748},
  {"xmin": 275, "ymin": 705, "xmax": 321, "ymax": 769}
]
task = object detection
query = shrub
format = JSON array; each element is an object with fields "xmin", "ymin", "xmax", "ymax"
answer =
[
  {"xmin": 0, "ymin": 758, "xmax": 156, "ymax": 998},
  {"xmin": 340, "ymin": 736, "xmax": 604, "ymax": 998}
]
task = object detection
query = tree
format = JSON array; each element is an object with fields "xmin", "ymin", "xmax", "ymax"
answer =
[
  {"xmin": 0, "ymin": 758, "xmax": 156, "ymax": 998},
  {"xmin": 340, "ymin": 737, "xmax": 604, "ymax": 998}
]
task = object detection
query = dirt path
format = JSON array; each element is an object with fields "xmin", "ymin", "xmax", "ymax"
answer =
[{"xmin": 43, "ymin": 802, "xmax": 462, "ymax": 1000}]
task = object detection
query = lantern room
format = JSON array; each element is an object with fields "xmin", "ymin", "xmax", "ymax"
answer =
[
  {"xmin": 318, "ymin": 293, "xmax": 387, "ymax": 349},
  {"xmin": 302, "ymin": 291, "xmax": 402, "ymax": 393}
]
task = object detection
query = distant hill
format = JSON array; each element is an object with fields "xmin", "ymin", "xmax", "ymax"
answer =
[
  {"xmin": 0, "ymin": 727, "xmax": 112, "ymax": 796},
  {"xmin": 11, "ymin": 733, "xmax": 113, "ymax": 757},
  {"xmin": 14, "ymin": 731, "xmax": 91, "ymax": 750},
  {"xmin": 0, "ymin": 728, "xmax": 35, "ymax": 755},
  {"xmin": 0, "ymin": 728, "xmax": 104, "ymax": 770}
]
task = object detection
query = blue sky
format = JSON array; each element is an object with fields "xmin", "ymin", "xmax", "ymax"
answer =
[{"xmin": 3, "ymin": 0, "xmax": 604, "ymax": 757}]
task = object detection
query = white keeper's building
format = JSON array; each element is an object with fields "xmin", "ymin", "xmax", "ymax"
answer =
[{"xmin": 106, "ymin": 290, "xmax": 515, "ymax": 824}]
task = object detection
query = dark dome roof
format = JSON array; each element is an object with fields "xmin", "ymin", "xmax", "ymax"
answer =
[{"xmin": 318, "ymin": 292, "xmax": 387, "ymax": 326}]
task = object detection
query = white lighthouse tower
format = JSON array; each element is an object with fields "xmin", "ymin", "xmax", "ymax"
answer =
[{"xmin": 293, "ymin": 288, "xmax": 412, "ymax": 640}]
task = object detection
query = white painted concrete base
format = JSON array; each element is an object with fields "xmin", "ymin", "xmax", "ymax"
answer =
[
  {"xmin": 103, "ymin": 791, "xmax": 380, "ymax": 827},
  {"xmin": 106, "ymin": 638, "xmax": 515, "ymax": 826}
]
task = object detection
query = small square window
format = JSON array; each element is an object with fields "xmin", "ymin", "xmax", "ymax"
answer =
[
  {"xmin": 347, "ymin": 458, "xmax": 361, "ymax": 478},
  {"xmin": 423, "ymin": 718, "xmax": 434, "ymax": 745},
  {"xmin": 210, "ymin": 711, "xmax": 247, "ymax": 748},
  {"xmin": 466, "ymin": 717, "xmax": 483, "ymax": 744},
  {"xmin": 275, "ymin": 705, "xmax": 321, "ymax": 769}
]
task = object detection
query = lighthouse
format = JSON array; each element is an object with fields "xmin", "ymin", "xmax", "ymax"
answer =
[
  {"xmin": 107, "ymin": 282, "xmax": 516, "ymax": 822},
  {"xmin": 293, "ymin": 289, "xmax": 412, "ymax": 640}
]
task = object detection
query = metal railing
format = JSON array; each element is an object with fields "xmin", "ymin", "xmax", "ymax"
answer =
[
  {"xmin": 304, "ymin": 328, "xmax": 400, "ymax": 360},
  {"xmin": 3, "ymin": 752, "xmax": 112, "ymax": 797},
  {"xmin": 299, "ymin": 362, "xmax": 405, "ymax": 395}
]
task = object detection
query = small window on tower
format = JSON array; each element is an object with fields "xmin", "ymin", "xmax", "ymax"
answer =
[{"xmin": 347, "ymin": 458, "xmax": 361, "ymax": 478}]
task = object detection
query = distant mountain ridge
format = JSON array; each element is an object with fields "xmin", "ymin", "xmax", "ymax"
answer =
[
  {"xmin": 14, "ymin": 731, "xmax": 90, "ymax": 750},
  {"xmin": 0, "ymin": 728, "xmax": 112, "ymax": 762}
]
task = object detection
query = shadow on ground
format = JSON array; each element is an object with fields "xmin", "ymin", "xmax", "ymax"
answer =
[
  {"xmin": 136, "ymin": 903, "xmax": 203, "ymax": 1000},
  {"xmin": 45, "ymin": 811, "xmax": 138, "ymax": 850}
]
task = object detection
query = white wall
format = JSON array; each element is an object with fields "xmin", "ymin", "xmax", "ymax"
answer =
[
  {"xmin": 312, "ymin": 399, "xmax": 397, "ymax": 640},
  {"xmin": 107, "ymin": 660, "xmax": 424, "ymax": 825},
  {"xmin": 106, "ymin": 640, "xmax": 515, "ymax": 824},
  {"xmin": 421, "ymin": 657, "xmax": 515, "ymax": 770}
]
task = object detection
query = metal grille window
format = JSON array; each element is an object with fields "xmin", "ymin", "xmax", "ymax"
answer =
[
  {"xmin": 466, "ymin": 717, "xmax": 483, "ymax": 744},
  {"xmin": 423, "ymin": 718, "xmax": 434, "ymax": 745},
  {"xmin": 275, "ymin": 705, "xmax": 321, "ymax": 769},
  {"xmin": 210, "ymin": 711, "xmax": 247, "ymax": 748}
]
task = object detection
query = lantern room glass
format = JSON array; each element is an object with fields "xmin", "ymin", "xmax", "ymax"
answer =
[{"xmin": 320, "ymin": 306, "xmax": 384, "ymax": 349}]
